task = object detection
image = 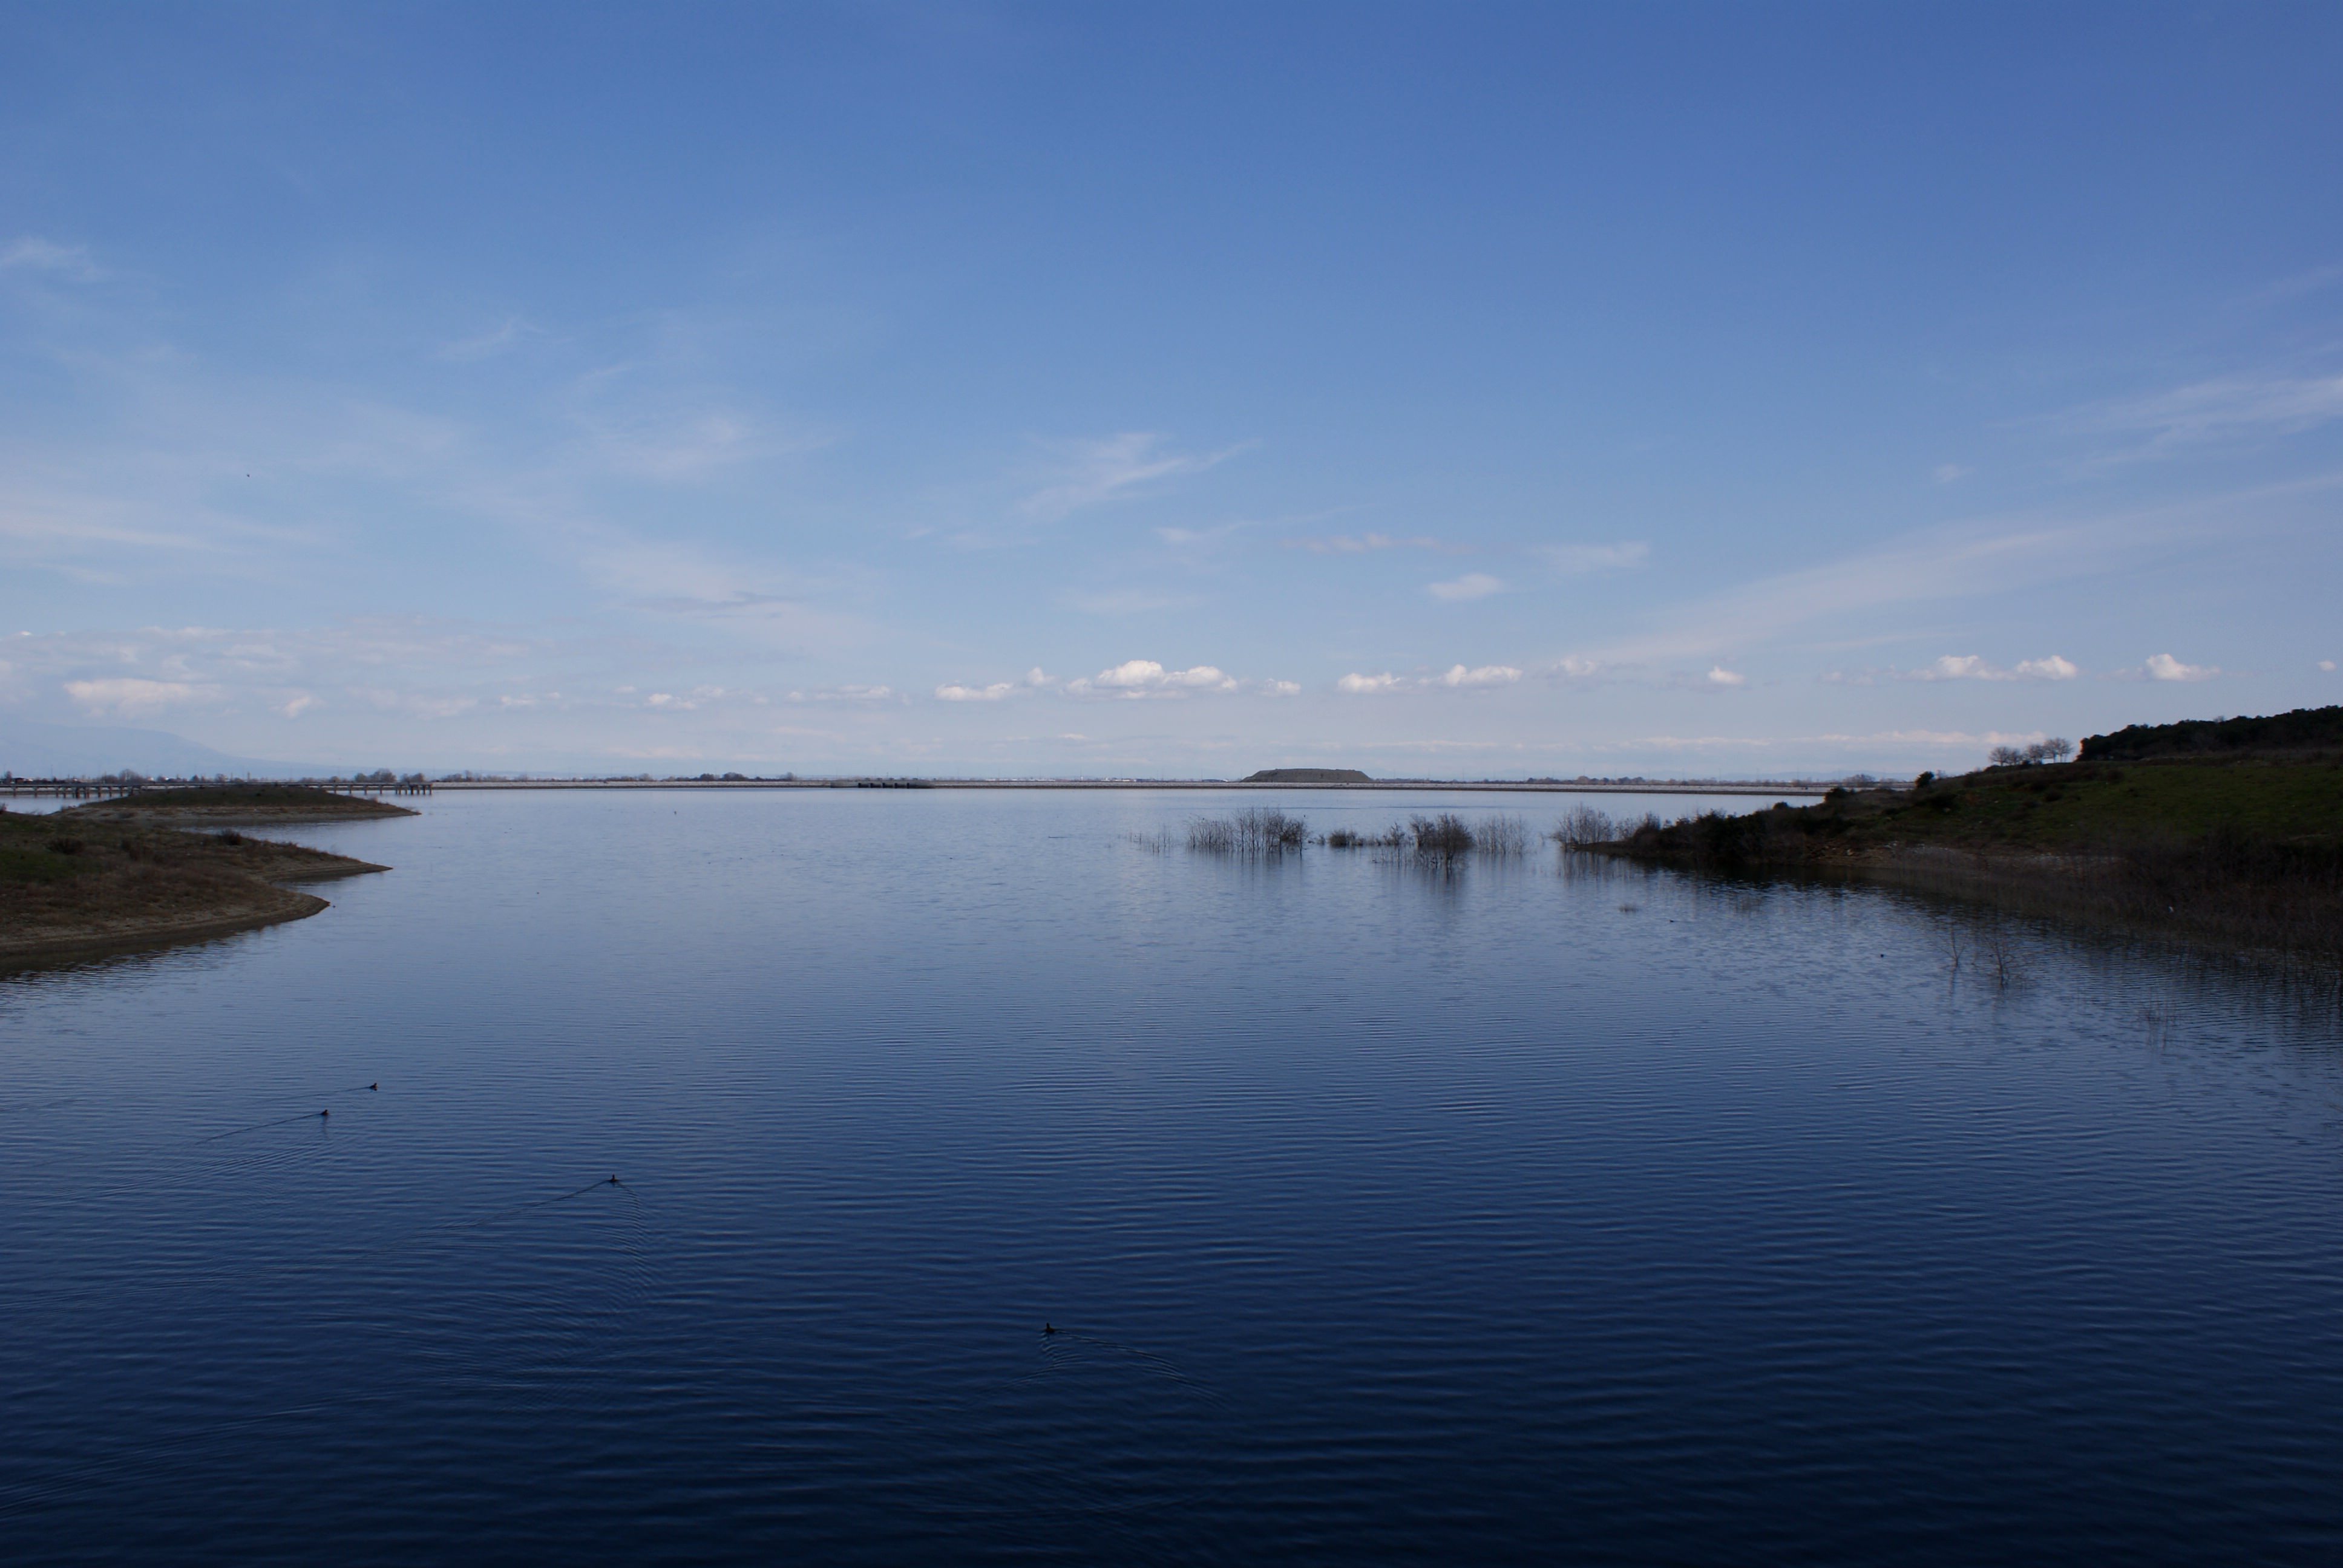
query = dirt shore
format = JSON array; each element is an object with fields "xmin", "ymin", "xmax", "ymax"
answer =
[{"xmin": 1, "ymin": 809, "xmax": 389, "ymax": 964}]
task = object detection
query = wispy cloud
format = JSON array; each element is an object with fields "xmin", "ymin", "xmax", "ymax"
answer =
[
  {"xmin": 1020, "ymin": 433, "xmax": 1246, "ymax": 521},
  {"xmin": 437, "ymin": 318, "xmax": 543, "ymax": 362},
  {"xmin": 1427, "ymin": 572, "xmax": 1504, "ymax": 602},
  {"xmin": 1535, "ymin": 541, "xmax": 1648, "ymax": 574},
  {"xmin": 2073, "ymin": 371, "xmax": 2343, "ymax": 460},
  {"xmin": 1571, "ymin": 486, "xmax": 2313, "ymax": 668},
  {"xmin": 62, "ymin": 676, "xmax": 220, "ymax": 715},
  {"xmin": 1706, "ymin": 666, "xmax": 1746, "ymax": 688},
  {"xmin": 1063, "ymin": 587, "xmax": 1199, "ymax": 616},
  {"xmin": 0, "ymin": 236, "xmax": 103, "ymax": 281},
  {"xmin": 1288, "ymin": 531, "xmax": 1456, "ymax": 555}
]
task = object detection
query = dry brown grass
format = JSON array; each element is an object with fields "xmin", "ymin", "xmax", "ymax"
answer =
[{"xmin": 0, "ymin": 810, "xmax": 385, "ymax": 961}]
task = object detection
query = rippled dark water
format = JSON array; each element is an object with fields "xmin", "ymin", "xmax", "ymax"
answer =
[{"xmin": 4, "ymin": 786, "xmax": 2342, "ymax": 1564}]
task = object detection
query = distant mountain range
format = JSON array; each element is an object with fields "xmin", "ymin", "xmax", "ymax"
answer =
[{"xmin": 0, "ymin": 717, "xmax": 323, "ymax": 779}]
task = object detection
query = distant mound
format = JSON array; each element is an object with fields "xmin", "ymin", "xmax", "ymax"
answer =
[
  {"xmin": 1242, "ymin": 768, "xmax": 1373, "ymax": 785},
  {"xmin": 2080, "ymin": 704, "xmax": 2343, "ymax": 762}
]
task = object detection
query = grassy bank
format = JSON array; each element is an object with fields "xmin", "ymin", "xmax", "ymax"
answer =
[
  {"xmin": 1593, "ymin": 754, "xmax": 2343, "ymax": 968},
  {"xmin": 0, "ymin": 808, "xmax": 388, "ymax": 962}
]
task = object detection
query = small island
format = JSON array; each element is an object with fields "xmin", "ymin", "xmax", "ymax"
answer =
[
  {"xmin": 2, "ymin": 785, "xmax": 396, "ymax": 962},
  {"xmin": 1596, "ymin": 705, "xmax": 2343, "ymax": 967},
  {"xmin": 1242, "ymin": 768, "xmax": 1374, "ymax": 785}
]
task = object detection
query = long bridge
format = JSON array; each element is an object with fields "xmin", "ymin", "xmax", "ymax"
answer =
[{"xmin": 1, "ymin": 776, "xmax": 435, "ymax": 800}]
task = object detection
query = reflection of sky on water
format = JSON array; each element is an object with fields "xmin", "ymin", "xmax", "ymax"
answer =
[{"xmin": 2, "ymin": 787, "xmax": 2340, "ymax": 1563}]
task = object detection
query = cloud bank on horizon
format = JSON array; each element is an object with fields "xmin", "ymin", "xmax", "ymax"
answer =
[{"xmin": 1, "ymin": 5, "xmax": 2338, "ymax": 777}]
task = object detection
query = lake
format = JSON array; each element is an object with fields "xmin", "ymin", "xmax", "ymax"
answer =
[{"xmin": 4, "ymin": 786, "xmax": 2341, "ymax": 1564}]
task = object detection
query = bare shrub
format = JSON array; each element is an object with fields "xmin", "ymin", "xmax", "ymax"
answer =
[
  {"xmin": 1409, "ymin": 813, "xmax": 1476, "ymax": 861},
  {"xmin": 1188, "ymin": 808, "xmax": 1308, "ymax": 854},
  {"xmin": 1187, "ymin": 817, "xmax": 1236, "ymax": 852},
  {"xmin": 1406, "ymin": 813, "xmax": 1530, "ymax": 861},
  {"xmin": 1555, "ymin": 804, "xmax": 1616, "ymax": 849},
  {"xmin": 1477, "ymin": 815, "xmax": 1532, "ymax": 856}
]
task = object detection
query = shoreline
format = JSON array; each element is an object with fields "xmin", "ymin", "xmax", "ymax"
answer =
[
  {"xmin": 4, "ymin": 786, "xmax": 398, "ymax": 965},
  {"xmin": 1597, "ymin": 843, "xmax": 2334, "ymax": 979},
  {"xmin": 427, "ymin": 777, "xmax": 1830, "ymax": 796},
  {"xmin": 1588, "ymin": 756, "xmax": 2343, "ymax": 974},
  {"xmin": 0, "ymin": 886, "xmax": 332, "ymax": 965}
]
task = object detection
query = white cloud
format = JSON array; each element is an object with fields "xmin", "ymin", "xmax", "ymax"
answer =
[
  {"xmin": 1020, "ymin": 433, "xmax": 1244, "ymax": 520},
  {"xmin": 1438, "ymin": 663, "xmax": 1521, "ymax": 687},
  {"xmin": 937, "ymin": 681, "xmax": 1017, "ymax": 702},
  {"xmin": 1553, "ymin": 656, "xmax": 1602, "ymax": 679},
  {"xmin": 1706, "ymin": 666, "xmax": 1747, "ymax": 688},
  {"xmin": 1339, "ymin": 665, "xmax": 1519, "ymax": 694},
  {"xmin": 1087, "ymin": 659, "xmax": 1234, "ymax": 693},
  {"xmin": 1536, "ymin": 541, "xmax": 1648, "ymax": 574},
  {"xmin": 64, "ymin": 677, "xmax": 219, "ymax": 715},
  {"xmin": 1910, "ymin": 653, "xmax": 2080, "ymax": 682},
  {"xmin": 2322, "ymin": 659, "xmax": 2338, "ymax": 672},
  {"xmin": 2145, "ymin": 653, "xmax": 2218, "ymax": 682},
  {"xmin": 1932, "ymin": 463, "xmax": 1971, "ymax": 484},
  {"xmin": 277, "ymin": 692, "xmax": 316, "ymax": 718},
  {"xmin": 1292, "ymin": 532, "xmax": 1452, "ymax": 554},
  {"xmin": 1262, "ymin": 679, "xmax": 1302, "ymax": 697},
  {"xmin": 1427, "ymin": 572, "xmax": 1504, "ymax": 602}
]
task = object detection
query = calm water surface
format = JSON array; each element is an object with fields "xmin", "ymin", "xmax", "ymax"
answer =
[{"xmin": 4, "ymin": 788, "xmax": 2342, "ymax": 1564}]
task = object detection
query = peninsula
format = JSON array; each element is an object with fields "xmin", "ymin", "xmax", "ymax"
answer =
[
  {"xmin": 59, "ymin": 782, "xmax": 418, "ymax": 828},
  {"xmin": 1598, "ymin": 705, "xmax": 2343, "ymax": 967},
  {"xmin": 1, "ymin": 785, "xmax": 396, "ymax": 962}
]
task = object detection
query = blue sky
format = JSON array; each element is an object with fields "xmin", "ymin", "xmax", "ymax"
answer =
[{"xmin": 2, "ymin": 2, "xmax": 2338, "ymax": 777}]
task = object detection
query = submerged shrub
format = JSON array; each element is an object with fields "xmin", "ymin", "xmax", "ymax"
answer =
[
  {"xmin": 1188, "ymin": 807, "xmax": 1308, "ymax": 854},
  {"xmin": 1554, "ymin": 804, "xmax": 1617, "ymax": 849},
  {"xmin": 1406, "ymin": 813, "xmax": 1530, "ymax": 860},
  {"xmin": 1409, "ymin": 813, "xmax": 1475, "ymax": 860}
]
